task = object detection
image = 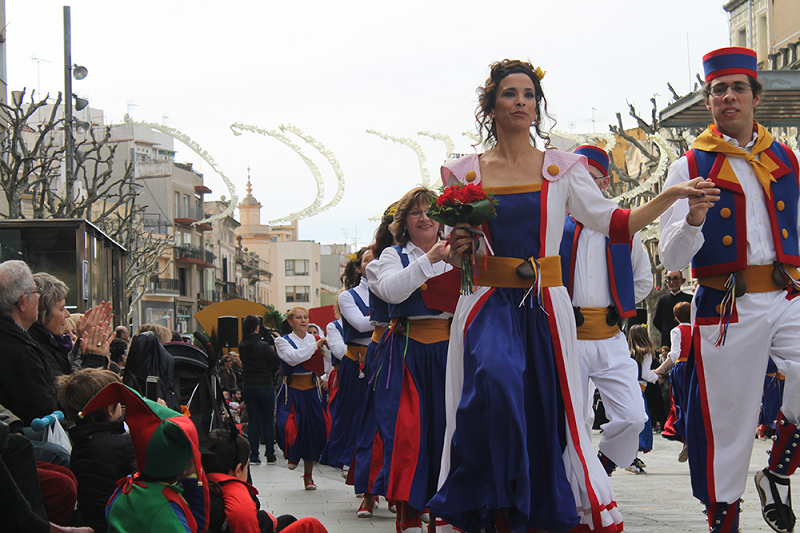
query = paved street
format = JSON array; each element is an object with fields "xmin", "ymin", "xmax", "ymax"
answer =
[{"xmin": 250, "ymin": 432, "xmax": 783, "ymax": 532}]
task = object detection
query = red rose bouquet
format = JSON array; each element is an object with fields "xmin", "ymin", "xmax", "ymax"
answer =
[{"xmin": 427, "ymin": 183, "xmax": 497, "ymax": 295}]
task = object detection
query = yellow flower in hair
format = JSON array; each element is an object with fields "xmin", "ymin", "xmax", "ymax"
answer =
[
  {"xmin": 385, "ymin": 205, "xmax": 397, "ymax": 218},
  {"xmin": 534, "ymin": 66, "xmax": 546, "ymax": 81},
  {"xmin": 347, "ymin": 253, "xmax": 358, "ymax": 262}
]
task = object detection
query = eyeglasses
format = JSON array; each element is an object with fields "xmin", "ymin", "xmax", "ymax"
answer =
[
  {"xmin": 708, "ymin": 83, "xmax": 751, "ymax": 97},
  {"xmin": 593, "ymin": 176, "xmax": 607, "ymax": 180},
  {"xmin": 16, "ymin": 288, "xmax": 41, "ymax": 306},
  {"xmin": 407, "ymin": 210, "xmax": 430, "ymax": 219},
  {"xmin": 665, "ymin": 276, "xmax": 682, "ymax": 282}
]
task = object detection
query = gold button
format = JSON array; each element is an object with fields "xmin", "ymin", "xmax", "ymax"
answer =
[
  {"xmin": 777, "ymin": 201, "xmax": 785, "ymax": 211},
  {"xmin": 465, "ymin": 171, "xmax": 476, "ymax": 182},
  {"xmin": 722, "ymin": 235, "xmax": 733, "ymax": 246},
  {"xmin": 783, "ymin": 229, "xmax": 789, "ymax": 239},
  {"xmin": 420, "ymin": 283, "xmax": 428, "ymax": 291},
  {"xmin": 716, "ymin": 304, "xmax": 723, "ymax": 315},
  {"xmin": 547, "ymin": 164, "xmax": 560, "ymax": 176},
  {"xmin": 720, "ymin": 208, "xmax": 731, "ymax": 218}
]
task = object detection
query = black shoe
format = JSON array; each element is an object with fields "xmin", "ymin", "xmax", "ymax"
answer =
[
  {"xmin": 755, "ymin": 468, "xmax": 795, "ymax": 533},
  {"xmin": 267, "ymin": 456, "xmax": 277, "ymax": 464},
  {"xmin": 250, "ymin": 456, "xmax": 261, "ymax": 465}
]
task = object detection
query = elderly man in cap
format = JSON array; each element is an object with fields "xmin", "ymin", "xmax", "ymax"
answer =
[
  {"xmin": 660, "ymin": 46, "xmax": 800, "ymax": 533},
  {"xmin": 561, "ymin": 145, "xmax": 653, "ymax": 476}
]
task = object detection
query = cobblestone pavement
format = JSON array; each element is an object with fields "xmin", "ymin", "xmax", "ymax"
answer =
[{"xmin": 250, "ymin": 432, "xmax": 784, "ymax": 532}]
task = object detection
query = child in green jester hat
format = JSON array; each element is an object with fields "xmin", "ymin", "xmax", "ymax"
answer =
[{"xmin": 78, "ymin": 382, "xmax": 210, "ymax": 533}]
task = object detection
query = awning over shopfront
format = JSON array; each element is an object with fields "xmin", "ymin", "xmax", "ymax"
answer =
[{"xmin": 659, "ymin": 70, "xmax": 800, "ymax": 129}]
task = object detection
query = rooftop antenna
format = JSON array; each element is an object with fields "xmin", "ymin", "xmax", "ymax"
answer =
[
  {"xmin": 162, "ymin": 114, "xmax": 169, "ymax": 125},
  {"xmin": 31, "ymin": 55, "xmax": 51, "ymax": 97},
  {"xmin": 127, "ymin": 101, "xmax": 138, "ymax": 118},
  {"xmin": 591, "ymin": 107, "xmax": 598, "ymax": 133}
]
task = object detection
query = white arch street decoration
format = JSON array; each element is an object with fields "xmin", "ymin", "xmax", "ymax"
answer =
[
  {"xmin": 124, "ymin": 116, "xmax": 238, "ymax": 226},
  {"xmin": 231, "ymin": 122, "xmax": 344, "ymax": 225},
  {"xmin": 123, "ymin": 117, "xmax": 680, "ymax": 234},
  {"xmin": 366, "ymin": 129, "xmax": 430, "ymax": 188}
]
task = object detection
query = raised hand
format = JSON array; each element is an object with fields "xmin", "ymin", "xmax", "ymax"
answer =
[{"xmin": 77, "ymin": 301, "xmax": 113, "ymax": 339}]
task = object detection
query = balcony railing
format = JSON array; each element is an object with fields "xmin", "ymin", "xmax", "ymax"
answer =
[
  {"xmin": 223, "ymin": 281, "xmax": 240, "ymax": 296},
  {"xmin": 147, "ymin": 278, "xmax": 180, "ymax": 295},
  {"xmin": 174, "ymin": 245, "xmax": 215, "ymax": 266},
  {"xmin": 175, "ymin": 206, "xmax": 206, "ymax": 223},
  {"xmin": 142, "ymin": 214, "xmax": 172, "ymax": 234}
]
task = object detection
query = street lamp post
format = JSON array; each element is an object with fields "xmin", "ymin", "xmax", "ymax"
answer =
[
  {"xmin": 63, "ymin": 5, "xmax": 74, "ymax": 214},
  {"xmin": 63, "ymin": 5, "xmax": 88, "ymax": 215}
]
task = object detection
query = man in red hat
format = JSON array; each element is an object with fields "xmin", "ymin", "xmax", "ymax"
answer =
[
  {"xmin": 80, "ymin": 382, "xmax": 210, "ymax": 533},
  {"xmin": 562, "ymin": 145, "xmax": 653, "ymax": 476},
  {"xmin": 660, "ymin": 46, "xmax": 800, "ymax": 533}
]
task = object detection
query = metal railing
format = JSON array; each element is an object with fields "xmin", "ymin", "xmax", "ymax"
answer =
[
  {"xmin": 147, "ymin": 278, "xmax": 180, "ymax": 294},
  {"xmin": 174, "ymin": 244, "xmax": 215, "ymax": 265}
]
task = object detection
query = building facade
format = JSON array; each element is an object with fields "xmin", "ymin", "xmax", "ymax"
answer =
[
  {"xmin": 236, "ymin": 181, "xmax": 322, "ymax": 315},
  {"xmin": 725, "ymin": 0, "xmax": 800, "ymax": 69}
]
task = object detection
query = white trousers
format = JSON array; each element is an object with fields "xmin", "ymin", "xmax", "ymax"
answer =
[
  {"xmin": 692, "ymin": 289, "xmax": 800, "ymax": 504},
  {"xmin": 578, "ymin": 331, "xmax": 648, "ymax": 468}
]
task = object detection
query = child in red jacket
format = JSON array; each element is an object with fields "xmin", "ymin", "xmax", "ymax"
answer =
[{"xmin": 202, "ymin": 429, "xmax": 328, "ymax": 533}]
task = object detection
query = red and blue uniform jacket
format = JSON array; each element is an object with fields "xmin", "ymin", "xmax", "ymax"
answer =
[
  {"xmin": 686, "ymin": 141, "xmax": 800, "ymax": 278},
  {"xmin": 559, "ymin": 216, "xmax": 637, "ymax": 319}
]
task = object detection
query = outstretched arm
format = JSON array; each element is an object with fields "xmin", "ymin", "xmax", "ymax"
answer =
[{"xmin": 628, "ymin": 177, "xmax": 719, "ymax": 235}]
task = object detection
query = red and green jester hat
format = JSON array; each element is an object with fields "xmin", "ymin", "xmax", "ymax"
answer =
[{"xmin": 79, "ymin": 382, "xmax": 210, "ymax": 533}]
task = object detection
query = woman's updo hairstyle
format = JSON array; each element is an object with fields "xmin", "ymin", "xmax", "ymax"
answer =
[
  {"xmin": 340, "ymin": 246, "xmax": 370, "ymax": 289},
  {"xmin": 371, "ymin": 202, "xmax": 398, "ymax": 259},
  {"xmin": 476, "ymin": 59, "xmax": 554, "ymax": 149}
]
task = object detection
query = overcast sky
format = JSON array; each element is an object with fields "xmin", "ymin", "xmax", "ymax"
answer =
[{"xmin": 7, "ymin": 1, "xmax": 730, "ymax": 249}]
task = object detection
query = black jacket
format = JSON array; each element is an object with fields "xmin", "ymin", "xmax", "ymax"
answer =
[
  {"xmin": 29, "ymin": 321, "xmax": 72, "ymax": 377},
  {"xmin": 653, "ymin": 291, "xmax": 693, "ymax": 349},
  {"xmin": 122, "ymin": 332, "xmax": 179, "ymax": 411},
  {"xmin": 238, "ymin": 333, "xmax": 280, "ymax": 388},
  {"xmin": 69, "ymin": 420, "xmax": 136, "ymax": 533},
  {"xmin": 0, "ymin": 314, "xmax": 58, "ymax": 426}
]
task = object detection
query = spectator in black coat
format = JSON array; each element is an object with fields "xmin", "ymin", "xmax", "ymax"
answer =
[
  {"xmin": 0, "ymin": 260, "xmax": 58, "ymax": 426},
  {"xmin": 58, "ymin": 368, "xmax": 136, "ymax": 533},
  {"xmin": 238, "ymin": 315, "xmax": 281, "ymax": 464},
  {"xmin": 652, "ymin": 270, "xmax": 693, "ymax": 349},
  {"xmin": 30, "ymin": 273, "xmax": 117, "ymax": 378}
]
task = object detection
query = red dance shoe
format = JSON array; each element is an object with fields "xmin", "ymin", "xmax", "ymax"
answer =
[{"xmin": 357, "ymin": 495, "xmax": 378, "ymax": 518}]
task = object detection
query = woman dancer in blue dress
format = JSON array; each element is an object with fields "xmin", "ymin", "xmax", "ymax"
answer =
[
  {"xmin": 350, "ymin": 203, "xmax": 398, "ymax": 518},
  {"xmin": 321, "ymin": 249, "xmax": 374, "ymax": 494},
  {"xmin": 428, "ymin": 59, "xmax": 715, "ymax": 533},
  {"xmin": 373, "ymin": 188, "xmax": 454, "ymax": 533}
]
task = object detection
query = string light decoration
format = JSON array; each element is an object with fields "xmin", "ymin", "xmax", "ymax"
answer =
[{"xmin": 124, "ymin": 116, "xmax": 237, "ymax": 225}]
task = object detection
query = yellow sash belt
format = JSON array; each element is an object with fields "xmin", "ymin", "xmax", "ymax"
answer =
[
  {"xmin": 389, "ymin": 318, "xmax": 451, "ymax": 344},
  {"xmin": 287, "ymin": 374, "xmax": 316, "ymax": 391},
  {"xmin": 698, "ymin": 264, "xmax": 800, "ymax": 293},
  {"xmin": 475, "ymin": 256, "xmax": 562, "ymax": 289},
  {"xmin": 371, "ymin": 325, "xmax": 387, "ymax": 343},
  {"xmin": 576, "ymin": 307, "xmax": 620, "ymax": 341},
  {"xmin": 345, "ymin": 345, "xmax": 368, "ymax": 362}
]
